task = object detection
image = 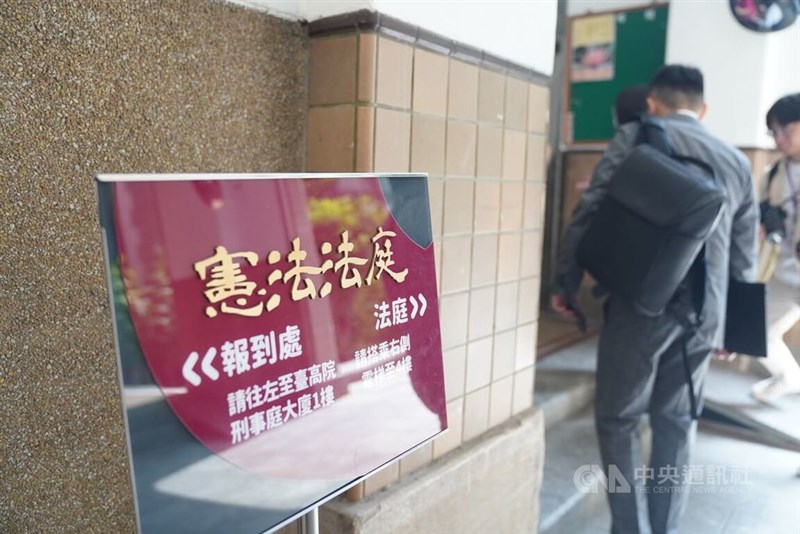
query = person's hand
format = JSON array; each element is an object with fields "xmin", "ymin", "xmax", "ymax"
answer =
[
  {"xmin": 551, "ymin": 293, "xmax": 577, "ymax": 321},
  {"xmin": 712, "ymin": 349, "xmax": 736, "ymax": 362}
]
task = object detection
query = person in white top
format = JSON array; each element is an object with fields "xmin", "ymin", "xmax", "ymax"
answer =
[{"xmin": 751, "ymin": 93, "xmax": 800, "ymax": 401}]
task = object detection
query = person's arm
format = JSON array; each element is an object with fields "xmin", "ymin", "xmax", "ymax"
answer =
[
  {"xmin": 552, "ymin": 122, "xmax": 639, "ymax": 298},
  {"xmin": 729, "ymin": 159, "xmax": 759, "ymax": 282}
]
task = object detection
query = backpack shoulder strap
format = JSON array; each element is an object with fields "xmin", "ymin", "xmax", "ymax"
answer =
[
  {"xmin": 767, "ymin": 160, "xmax": 781, "ymax": 188},
  {"xmin": 636, "ymin": 115, "xmax": 671, "ymax": 155},
  {"xmin": 637, "ymin": 115, "xmax": 715, "ymax": 178}
]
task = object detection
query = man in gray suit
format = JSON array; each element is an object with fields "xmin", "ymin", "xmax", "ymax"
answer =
[{"xmin": 551, "ymin": 65, "xmax": 758, "ymax": 534}]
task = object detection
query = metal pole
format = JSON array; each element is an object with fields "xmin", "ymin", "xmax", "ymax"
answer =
[{"xmin": 300, "ymin": 507, "xmax": 319, "ymax": 534}]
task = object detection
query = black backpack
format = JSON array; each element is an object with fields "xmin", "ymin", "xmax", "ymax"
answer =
[{"xmin": 576, "ymin": 117, "xmax": 726, "ymax": 317}]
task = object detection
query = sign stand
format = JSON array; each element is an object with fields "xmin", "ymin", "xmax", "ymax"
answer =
[{"xmin": 300, "ymin": 507, "xmax": 319, "ymax": 534}]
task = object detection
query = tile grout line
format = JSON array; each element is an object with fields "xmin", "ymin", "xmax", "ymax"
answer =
[{"xmin": 352, "ymin": 32, "xmax": 361, "ymax": 173}]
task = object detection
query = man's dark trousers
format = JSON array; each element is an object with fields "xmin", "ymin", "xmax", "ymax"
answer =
[{"xmin": 595, "ymin": 296, "xmax": 712, "ymax": 534}]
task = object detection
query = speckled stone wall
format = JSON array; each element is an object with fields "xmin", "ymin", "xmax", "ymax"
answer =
[{"xmin": 0, "ymin": 1, "xmax": 307, "ymax": 531}]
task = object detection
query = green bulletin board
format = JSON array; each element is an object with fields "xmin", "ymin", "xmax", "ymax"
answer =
[{"xmin": 568, "ymin": 5, "xmax": 669, "ymax": 143}]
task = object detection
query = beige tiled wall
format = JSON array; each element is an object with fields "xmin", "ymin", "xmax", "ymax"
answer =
[{"xmin": 307, "ymin": 31, "xmax": 549, "ymax": 498}]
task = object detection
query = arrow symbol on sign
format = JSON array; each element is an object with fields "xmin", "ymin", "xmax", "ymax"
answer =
[
  {"xmin": 183, "ymin": 352, "xmax": 200, "ymax": 386},
  {"xmin": 409, "ymin": 294, "xmax": 428, "ymax": 320},
  {"xmin": 182, "ymin": 348, "xmax": 219, "ymax": 387},
  {"xmin": 201, "ymin": 348, "xmax": 219, "ymax": 381}
]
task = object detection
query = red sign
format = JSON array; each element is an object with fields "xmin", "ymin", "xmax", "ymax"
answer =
[{"xmin": 101, "ymin": 174, "xmax": 447, "ymax": 483}]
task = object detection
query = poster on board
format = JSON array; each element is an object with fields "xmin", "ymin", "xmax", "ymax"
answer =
[
  {"xmin": 571, "ymin": 14, "xmax": 616, "ymax": 82},
  {"xmin": 97, "ymin": 173, "xmax": 447, "ymax": 533}
]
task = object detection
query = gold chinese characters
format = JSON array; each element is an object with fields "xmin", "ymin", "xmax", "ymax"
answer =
[{"xmin": 193, "ymin": 227, "xmax": 409, "ymax": 318}]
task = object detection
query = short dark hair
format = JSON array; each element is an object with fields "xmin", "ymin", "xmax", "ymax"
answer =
[
  {"xmin": 615, "ymin": 85, "xmax": 650, "ymax": 126},
  {"xmin": 766, "ymin": 93, "xmax": 800, "ymax": 128},
  {"xmin": 648, "ymin": 65, "xmax": 704, "ymax": 111}
]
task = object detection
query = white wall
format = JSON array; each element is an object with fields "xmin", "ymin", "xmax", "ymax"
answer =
[
  {"xmin": 666, "ymin": 0, "xmax": 767, "ymax": 147},
  {"xmin": 666, "ymin": 0, "xmax": 800, "ymax": 148},
  {"xmin": 230, "ymin": 0, "xmax": 558, "ymax": 75},
  {"xmin": 374, "ymin": 1, "xmax": 558, "ymax": 76},
  {"xmin": 227, "ymin": 0, "xmax": 370, "ymax": 20},
  {"xmin": 761, "ymin": 23, "xmax": 800, "ymax": 144}
]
